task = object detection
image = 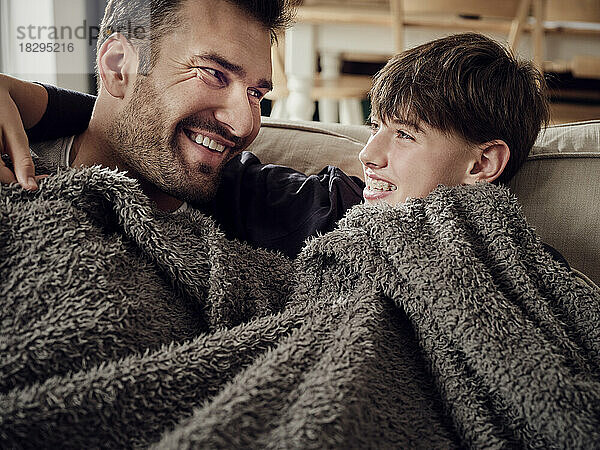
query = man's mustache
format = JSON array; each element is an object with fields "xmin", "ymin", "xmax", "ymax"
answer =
[{"xmin": 177, "ymin": 116, "xmax": 243, "ymax": 150}]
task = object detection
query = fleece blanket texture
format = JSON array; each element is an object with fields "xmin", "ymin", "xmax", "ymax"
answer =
[{"xmin": 1, "ymin": 167, "xmax": 599, "ymax": 449}]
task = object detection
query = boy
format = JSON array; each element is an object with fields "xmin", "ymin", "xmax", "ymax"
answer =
[{"xmin": 361, "ymin": 32, "xmax": 548, "ymax": 205}]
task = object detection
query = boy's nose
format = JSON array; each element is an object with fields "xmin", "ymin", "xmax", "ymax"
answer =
[{"xmin": 359, "ymin": 135, "xmax": 387, "ymax": 168}]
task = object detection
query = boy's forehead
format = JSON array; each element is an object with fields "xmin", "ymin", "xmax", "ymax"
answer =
[
  {"xmin": 372, "ymin": 112, "xmax": 466, "ymax": 144},
  {"xmin": 371, "ymin": 98, "xmax": 422, "ymax": 129},
  {"xmin": 372, "ymin": 112, "xmax": 423, "ymax": 134}
]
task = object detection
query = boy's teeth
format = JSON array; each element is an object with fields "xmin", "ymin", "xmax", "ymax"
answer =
[
  {"xmin": 192, "ymin": 132, "xmax": 225, "ymax": 153},
  {"xmin": 367, "ymin": 177, "xmax": 397, "ymax": 191}
]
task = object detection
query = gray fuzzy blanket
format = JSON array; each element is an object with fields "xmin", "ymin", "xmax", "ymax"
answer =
[{"xmin": 1, "ymin": 168, "xmax": 599, "ymax": 449}]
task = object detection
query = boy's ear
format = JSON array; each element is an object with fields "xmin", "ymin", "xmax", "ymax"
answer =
[
  {"xmin": 467, "ymin": 140, "xmax": 510, "ymax": 183},
  {"xmin": 97, "ymin": 34, "xmax": 139, "ymax": 99}
]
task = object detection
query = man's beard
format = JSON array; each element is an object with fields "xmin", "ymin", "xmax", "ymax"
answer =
[{"xmin": 110, "ymin": 77, "xmax": 231, "ymax": 206}]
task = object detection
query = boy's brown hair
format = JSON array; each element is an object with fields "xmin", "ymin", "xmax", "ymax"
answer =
[{"xmin": 370, "ymin": 32, "xmax": 549, "ymax": 184}]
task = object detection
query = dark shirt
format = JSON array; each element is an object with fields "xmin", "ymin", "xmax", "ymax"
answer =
[
  {"xmin": 28, "ymin": 84, "xmax": 97, "ymax": 142},
  {"xmin": 211, "ymin": 153, "xmax": 364, "ymax": 257}
]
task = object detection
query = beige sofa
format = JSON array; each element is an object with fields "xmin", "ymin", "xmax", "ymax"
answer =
[{"xmin": 248, "ymin": 117, "xmax": 600, "ymax": 286}]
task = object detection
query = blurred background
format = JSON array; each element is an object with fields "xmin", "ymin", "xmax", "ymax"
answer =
[
  {"xmin": 1, "ymin": 0, "xmax": 599, "ymax": 125},
  {"xmin": 0, "ymin": 0, "xmax": 106, "ymax": 93}
]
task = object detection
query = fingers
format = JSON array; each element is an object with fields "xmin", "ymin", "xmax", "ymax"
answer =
[
  {"xmin": 0, "ymin": 159, "xmax": 18, "ymax": 184},
  {"xmin": 0, "ymin": 89, "xmax": 38, "ymax": 190},
  {"xmin": 12, "ymin": 150, "xmax": 38, "ymax": 191},
  {"xmin": 0, "ymin": 159, "xmax": 46, "ymax": 187}
]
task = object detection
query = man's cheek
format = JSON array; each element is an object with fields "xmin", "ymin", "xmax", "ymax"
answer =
[{"xmin": 248, "ymin": 110, "xmax": 262, "ymax": 145}]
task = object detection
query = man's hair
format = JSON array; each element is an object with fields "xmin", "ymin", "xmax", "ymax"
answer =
[
  {"xmin": 97, "ymin": 0, "xmax": 294, "ymax": 75},
  {"xmin": 370, "ymin": 33, "xmax": 549, "ymax": 184}
]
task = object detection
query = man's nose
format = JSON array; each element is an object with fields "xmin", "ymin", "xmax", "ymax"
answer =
[
  {"xmin": 213, "ymin": 85, "xmax": 255, "ymax": 139},
  {"xmin": 359, "ymin": 134, "xmax": 387, "ymax": 168}
]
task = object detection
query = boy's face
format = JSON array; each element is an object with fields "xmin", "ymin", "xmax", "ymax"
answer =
[{"xmin": 359, "ymin": 117, "xmax": 480, "ymax": 205}]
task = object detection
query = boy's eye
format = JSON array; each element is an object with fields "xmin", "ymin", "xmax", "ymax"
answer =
[
  {"xmin": 369, "ymin": 121, "xmax": 379, "ymax": 133},
  {"xmin": 397, "ymin": 130, "xmax": 414, "ymax": 140},
  {"xmin": 195, "ymin": 67, "xmax": 227, "ymax": 88}
]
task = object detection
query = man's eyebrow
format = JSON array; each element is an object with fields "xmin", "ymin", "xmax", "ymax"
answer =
[
  {"xmin": 192, "ymin": 52, "xmax": 272, "ymax": 91},
  {"xmin": 193, "ymin": 52, "xmax": 245, "ymax": 75},
  {"xmin": 256, "ymin": 78, "xmax": 273, "ymax": 91}
]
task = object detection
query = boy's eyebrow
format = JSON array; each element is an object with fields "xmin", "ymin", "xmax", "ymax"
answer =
[
  {"xmin": 391, "ymin": 118, "xmax": 423, "ymax": 134},
  {"xmin": 192, "ymin": 52, "xmax": 273, "ymax": 91}
]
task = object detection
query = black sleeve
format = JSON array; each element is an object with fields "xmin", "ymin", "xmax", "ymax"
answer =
[
  {"xmin": 206, "ymin": 151, "xmax": 365, "ymax": 258},
  {"xmin": 26, "ymin": 83, "xmax": 95, "ymax": 143}
]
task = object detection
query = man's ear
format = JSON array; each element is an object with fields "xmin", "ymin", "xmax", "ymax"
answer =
[
  {"xmin": 467, "ymin": 140, "xmax": 510, "ymax": 184},
  {"xmin": 97, "ymin": 34, "xmax": 139, "ymax": 99}
]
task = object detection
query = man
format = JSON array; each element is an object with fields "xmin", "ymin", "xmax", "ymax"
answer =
[
  {"xmin": 0, "ymin": 0, "xmax": 298, "ymax": 437},
  {"xmin": 30, "ymin": 0, "xmax": 284, "ymax": 209},
  {"xmin": 0, "ymin": 0, "xmax": 362, "ymax": 258}
]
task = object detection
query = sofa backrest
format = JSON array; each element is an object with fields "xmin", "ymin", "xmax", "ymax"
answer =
[
  {"xmin": 508, "ymin": 121, "xmax": 600, "ymax": 284},
  {"xmin": 249, "ymin": 118, "xmax": 600, "ymax": 285}
]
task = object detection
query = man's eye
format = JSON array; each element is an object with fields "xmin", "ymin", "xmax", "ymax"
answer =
[
  {"xmin": 248, "ymin": 88, "xmax": 265, "ymax": 100},
  {"xmin": 369, "ymin": 122, "xmax": 379, "ymax": 133},
  {"xmin": 195, "ymin": 67, "xmax": 227, "ymax": 88}
]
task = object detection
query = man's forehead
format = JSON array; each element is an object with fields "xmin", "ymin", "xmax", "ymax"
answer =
[
  {"xmin": 171, "ymin": 0, "xmax": 272, "ymax": 78},
  {"xmin": 181, "ymin": 0, "xmax": 270, "ymax": 34}
]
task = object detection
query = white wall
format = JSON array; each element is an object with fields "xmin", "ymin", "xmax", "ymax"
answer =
[
  {"xmin": 54, "ymin": 0, "xmax": 91, "ymax": 92},
  {"xmin": 0, "ymin": 0, "xmax": 95, "ymax": 91},
  {"xmin": 0, "ymin": 0, "xmax": 58, "ymax": 85}
]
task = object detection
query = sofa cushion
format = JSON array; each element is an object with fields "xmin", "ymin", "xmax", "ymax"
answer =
[
  {"xmin": 248, "ymin": 118, "xmax": 367, "ymax": 178},
  {"xmin": 249, "ymin": 117, "xmax": 600, "ymax": 285}
]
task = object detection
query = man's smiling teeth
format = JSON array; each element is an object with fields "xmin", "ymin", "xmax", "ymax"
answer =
[
  {"xmin": 366, "ymin": 177, "xmax": 397, "ymax": 192},
  {"xmin": 190, "ymin": 132, "xmax": 225, "ymax": 153}
]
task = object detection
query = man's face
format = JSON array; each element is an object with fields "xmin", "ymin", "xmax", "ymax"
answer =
[
  {"xmin": 112, "ymin": 0, "xmax": 272, "ymax": 205},
  {"xmin": 359, "ymin": 117, "xmax": 479, "ymax": 205}
]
